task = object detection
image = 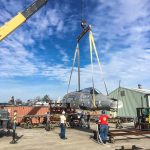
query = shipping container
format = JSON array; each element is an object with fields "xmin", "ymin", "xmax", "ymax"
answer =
[{"xmin": 3, "ymin": 105, "xmax": 49, "ymax": 124}]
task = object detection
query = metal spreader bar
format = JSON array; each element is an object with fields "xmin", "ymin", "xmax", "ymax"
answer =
[{"xmin": 77, "ymin": 25, "xmax": 91, "ymax": 42}]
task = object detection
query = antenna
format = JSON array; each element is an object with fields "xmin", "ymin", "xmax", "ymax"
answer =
[{"xmin": 119, "ymin": 80, "xmax": 121, "ymax": 88}]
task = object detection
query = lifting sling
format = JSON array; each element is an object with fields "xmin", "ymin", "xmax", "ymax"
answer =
[{"xmin": 67, "ymin": 28, "xmax": 108, "ymax": 107}]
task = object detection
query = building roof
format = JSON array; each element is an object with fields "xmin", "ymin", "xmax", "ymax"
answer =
[
  {"xmin": 109, "ymin": 87, "xmax": 150, "ymax": 95},
  {"xmin": 131, "ymin": 88, "xmax": 150, "ymax": 94}
]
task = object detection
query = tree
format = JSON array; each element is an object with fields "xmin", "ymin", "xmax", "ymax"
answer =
[
  {"xmin": 8, "ymin": 96, "xmax": 15, "ymax": 105},
  {"xmin": 16, "ymin": 99, "xmax": 22, "ymax": 105},
  {"xmin": 35, "ymin": 96, "xmax": 41, "ymax": 102},
  {"xmin": 42, "ymin": 95, "xmax": 52, "ymax": 103}
]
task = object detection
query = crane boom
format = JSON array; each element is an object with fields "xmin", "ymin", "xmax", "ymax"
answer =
[{"xmin": 0, "ymin": 0, "xmax": 47, "ymax": 41}]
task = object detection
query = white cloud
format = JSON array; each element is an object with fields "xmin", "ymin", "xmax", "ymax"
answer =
[
  {"xmin": 59, "ymin": 49, "xmax": 69, "ymax": 63},
  {"xmin": 57, "ymin": 21, "xmax": 64, "ymax": 32},
  {"xmin": 1, "ymin": 0, "xmax": 150, "ymax": 101},
  {"xmin": 86, "ymin": 0, "xmax": 150, "ymax": 91},
  {"xmin": 0, "ymin": 0, "xmax": 73, "ymax": 79},
  {"xmin": 55, "ymin": 44, "xmax": 70, "ymax": 63},
  {"xmin": 0, "ymin": 38, "xmax": 38, "ymax": 77}
]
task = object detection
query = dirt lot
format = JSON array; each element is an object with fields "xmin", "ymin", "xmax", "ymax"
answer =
[{"xmin": 0, "ymin": 124, "xmax": 150, "ymax": 150}]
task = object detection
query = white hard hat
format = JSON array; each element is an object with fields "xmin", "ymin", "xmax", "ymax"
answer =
[{"xmin": 62, "ymin": 111, "xmax": 65, "ymax": 115}]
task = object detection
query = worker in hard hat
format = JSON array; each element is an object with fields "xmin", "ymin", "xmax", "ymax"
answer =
[
  {"xmin": 99, "ymin": 110, "xmax": 109, "ymax": 144},
  {"xmin": 60, "ymin": 110, "xmax": 67, "ymax": 139}
]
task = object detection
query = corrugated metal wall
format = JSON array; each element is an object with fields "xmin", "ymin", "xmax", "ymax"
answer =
[{"xmin": 109, "ymin": 87, "xmax": 147, "ymax": 118}]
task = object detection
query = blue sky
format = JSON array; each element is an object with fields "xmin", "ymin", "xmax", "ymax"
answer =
[{"xmin": 0, "ymin": 0, "xmax": 150, "ymax": 102}]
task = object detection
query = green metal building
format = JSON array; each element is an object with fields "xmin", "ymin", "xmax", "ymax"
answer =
[{"xmin": 109, "ymin": 87, "xmax": 150, "ymax": 118}]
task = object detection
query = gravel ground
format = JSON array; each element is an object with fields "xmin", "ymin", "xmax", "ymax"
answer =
[{"xmin": 0, "ymin": 123, "xmax": 150, "ymax": 150}]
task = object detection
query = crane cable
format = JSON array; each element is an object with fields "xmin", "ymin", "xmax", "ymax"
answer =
[
  {"xmin": 67, "ymin": 0, "xmax": 85, "ymax": 94},
  {"xmin": 67, "ymin": 43, "xmax": 79, "ymax": 94},
  {"xmin": 67, "ymin": 0, "xmax": 108, "ymax": 107},
  {"xmin": 81, "ymin": 0, "xmax": 84, "ymax": 21},
  {"xmin": 89, "ymin": 31, "xmax": 109, "ymax": 96}
]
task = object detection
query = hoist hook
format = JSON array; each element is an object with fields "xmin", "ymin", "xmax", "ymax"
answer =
[{"xmin": 81, "ymin": 19, "xmax": 87, "ymax": 29}]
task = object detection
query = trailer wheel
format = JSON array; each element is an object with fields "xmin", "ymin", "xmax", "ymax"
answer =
[
  {"xmin": 24, "ymin": 122, "xmax": 33, "ymax": 129},
  {"xmin": 109, "ymin": 137, "xmax": 115, "ymax": 143},
  {"xmin": 27, "ymin": 123, "xmax": 33, "ymax": 129},
  {"xmin": 6, "ymin": 130, "xmax": 11, "ymax": 136}
]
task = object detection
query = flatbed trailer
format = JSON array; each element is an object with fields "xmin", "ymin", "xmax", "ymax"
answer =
[
  {"xmin": 109, "ymin": 128, "xmax": 150, "ymax": 143},
  {"xmin": 20, "ymin": 114, "xmax": 47, "ymax": 128},
  {"xmin": 48, "ymin": 103, "xmax": 76, "ymax": 128}
]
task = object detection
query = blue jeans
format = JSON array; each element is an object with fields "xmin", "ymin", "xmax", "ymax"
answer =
[
  {"xmin": 60, "ymin": 123, "xmax": 66, "ymax": 139},
  {"xmin": 99, "ymin": 125, "xmax": 108, "ymax": 142}
]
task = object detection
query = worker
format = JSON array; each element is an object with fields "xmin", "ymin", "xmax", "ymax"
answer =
[
  {"xmin": 80, "ymin": 111, "xmax": 86, "ymax": 127},
  {"xmin": 69, "ymin": 114, "xmax": 75, "ymax": 128},
  {"xmin": 46, "ymin": 112, "xmax": 50, "ymax": 123},
  {"xmin": 99, "ymin": 110, "xmax": 109, "ymax": 144},
  {"xmin": 60, "ymin": 110, "xmax": 67, "ymax": 140},
  {"xmin": 141, "ymin": 111, "xmax": 146, "ymax": 129},
  {"xmin": 45, "ymin": 112, "xmax": 50, "ymax": 131},
  {"xmin": 87, "ymin": 112, "xmax": 91, "ymax": 129}
]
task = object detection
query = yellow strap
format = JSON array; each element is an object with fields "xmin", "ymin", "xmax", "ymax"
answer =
[
  {"xmin": 89, "ymin": 31, "xmax": 103, "ymax": 73},
  {"xmin": 89, "ymin": 33, "xmax": 96, "ymax": 107},
  {"xmin": 89, "ymin": 31, "xmax": 108, "ymax": 95},
  {"xmin": 67, "ymin": 43, "xmax": 79, "ymax": 94}
]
